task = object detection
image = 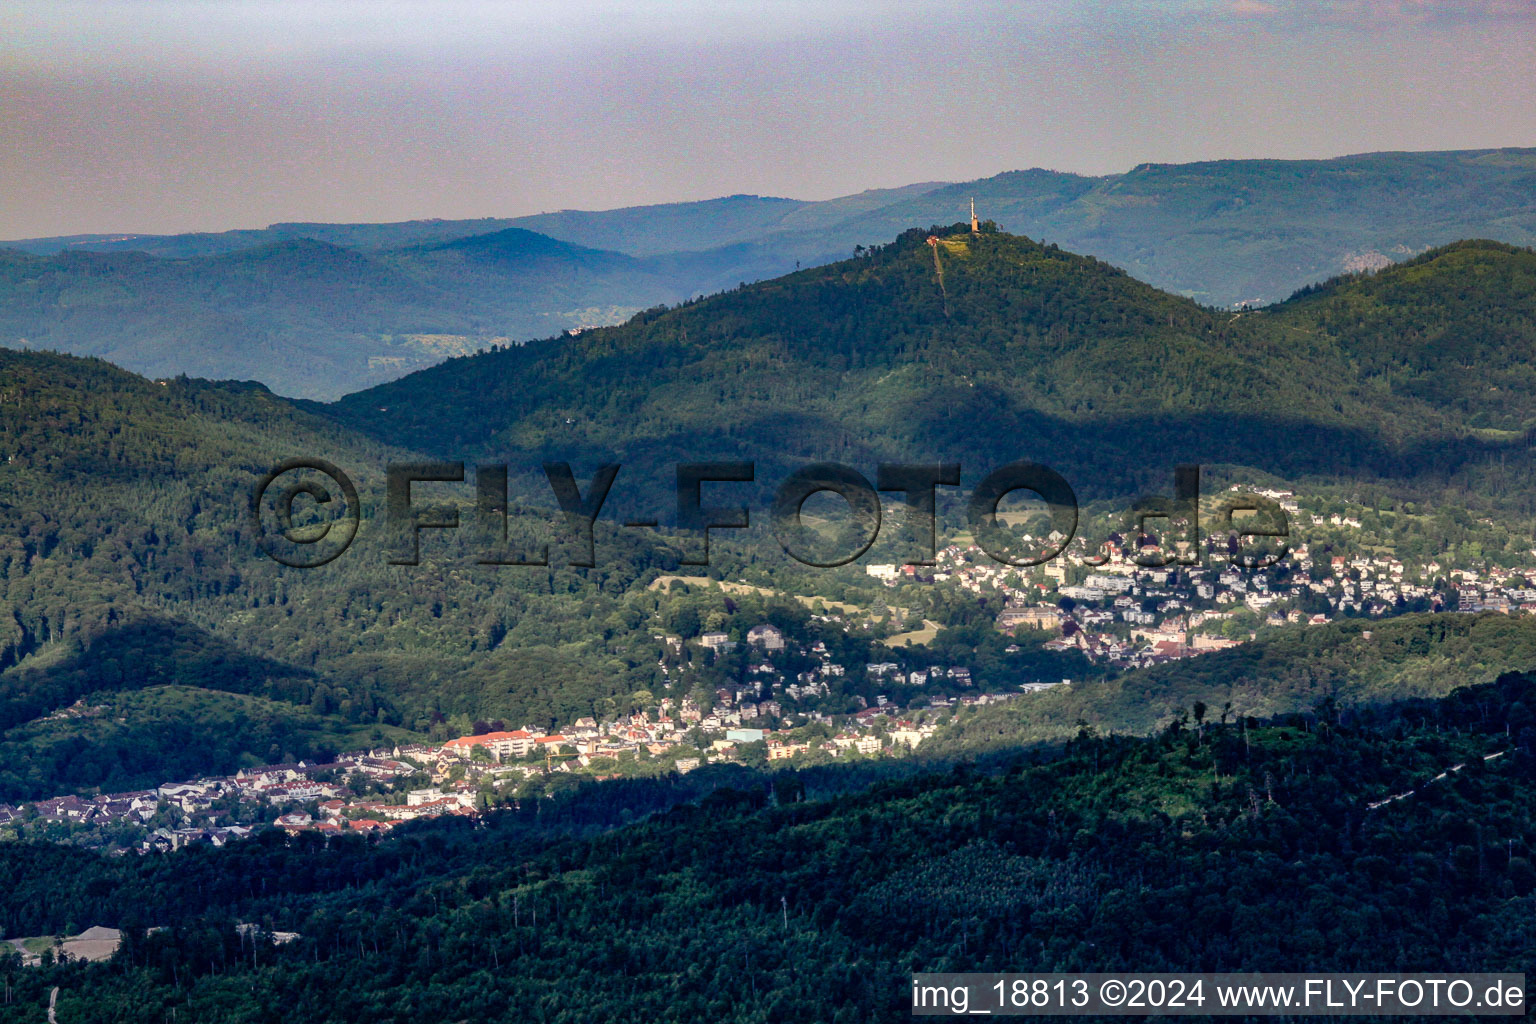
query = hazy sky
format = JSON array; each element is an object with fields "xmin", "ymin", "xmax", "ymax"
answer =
[{"xmin": 3, "ymin": 0, "xmax": 1534, "ymax": 238}]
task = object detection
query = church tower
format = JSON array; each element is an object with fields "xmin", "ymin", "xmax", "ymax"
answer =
[{"xmin": 970, "ymin": 198, "xmax": 979, "ymax": 233}]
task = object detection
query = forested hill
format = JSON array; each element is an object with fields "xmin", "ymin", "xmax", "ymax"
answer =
[
  {"xmin": 0, "ymin": 350, "xmax": 424, "ymax": 796},
  {"xmin": 0, "ymin": 671, "xmax": 1530, "ymax": 1020},
  {"xmin": 7, "ymin": 233, "xmax": 1536, "ymax": 804},
  {"xmin": 6, "ymin": 149, "xmax": 1533, "ymax": 401},
  {"xmin": 927, "ymin": 611, "xmax": 1536, "ymax": 754},
  {"xmin": 325, "ymin": 227, "xmax": 1536, "ymax": 506},
  {"xmin": 1272, "ymin": 239, "xmax": 1536, "ymax": 434},
  {"xmin": 0, "ymin": 347, "xmax": 732, "ymax": 799}
]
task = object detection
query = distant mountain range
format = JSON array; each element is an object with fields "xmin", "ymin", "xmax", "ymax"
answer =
[
  {"xmin": 2, "ymin": 148, "xmax": 1533, "ymax": 400},
  {"xmin": 0, "ymin": 230, "xmax": 723, "ymax": 400}
]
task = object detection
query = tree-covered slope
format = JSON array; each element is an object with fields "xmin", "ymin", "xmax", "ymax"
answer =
[
  {"xmin": 0, "ymin": 349, "xmax": 887, "ymax": 798},
  {"xmin": 325, "ymin": 227, "xmax": 1536, "ymax": 507},
  {"xmin": 1273, "ymin": 239, "xmax": 1536, "ymax": 432},
  {"xmin": 8, "ymin": 231, "xmax": 1536, "ymax": 802},
  {"xmin": 0, "ymin": 350, "xmax": 436, "ymax": 794},
  {"xmin": 929, "ymin": 612, "xmax": 1536, "ymax": 754},
  {"xmin": 0, "ymin": 672, "xmax": 1530, "ymax": 1021}
]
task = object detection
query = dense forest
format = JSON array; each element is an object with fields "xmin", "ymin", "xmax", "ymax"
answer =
[
  {"xmin": 0, "ymin": 672, "xmax": 1529, "ymax": 1021},
  {"xmin": 4, "ymin": 188, "xmax": 1536, "ymax": 1018},
  {"xmin": 326, "ymin": 226, "xmax": 1536, "ymax": 513},
  {"xmin": 929, "ymin": 611, "xmax": 1536, "ymax": 753},
  {"xmin": 0, "ymin": 348, "xmax": 1094, "ymax": 798},
  {"xmin": 0, "ymin": 349, "xmax": 662, "ymax": 796}
]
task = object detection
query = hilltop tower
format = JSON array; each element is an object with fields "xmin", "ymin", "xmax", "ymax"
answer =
[{"xmin": 970, "ymin": 198, "xmax": 979, "ymax": 233}]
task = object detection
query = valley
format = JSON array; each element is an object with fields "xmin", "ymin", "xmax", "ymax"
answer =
[{"xmin": 2, "ymin": 212, "xmax": 1534, "ymax": 1019}]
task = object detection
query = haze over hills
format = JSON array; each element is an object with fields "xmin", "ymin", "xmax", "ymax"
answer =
[
  {"xmin": 538, "ymin": 148, "xmax": 1536, "ymax": 307},
  {"xmin": 2, "ymin": 148, "xmax": 1533, "ymax": 400},
  {"xmin": 0, "ymin": 230, "xmax": 707, "ymax": 400},
  {"xmin": 12, "ymin": 150, "xmax": 1534, "ymax": 307}
]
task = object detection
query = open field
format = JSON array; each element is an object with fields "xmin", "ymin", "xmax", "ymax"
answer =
[
  {"xmin": 883, "ymin": 619, "xmax": 943, "ymax": 648},
  {"xmin": 647, "ymin": 575, "xmax": 869, "ymax": 617}
]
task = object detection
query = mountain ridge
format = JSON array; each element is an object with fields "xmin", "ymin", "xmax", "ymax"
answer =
[
  {"xmin": 322, "ymin": 226, "xmax": 1536, "ymax": 508},
  {"xmin": 0, "ymin": 226, "xmax": 700, "ymax": 400},
  {"xmin": 4, "ymin": 148, "xmax": 1533, "ymax": 399}
]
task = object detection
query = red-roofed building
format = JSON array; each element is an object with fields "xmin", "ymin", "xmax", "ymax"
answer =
[
  {"xmin": 442, "ymin": 730, "xmax": 535, "ymax": 759},
  {"xmin": 348, "ymin": 818, "xmax": 392, "ymax": 832}
]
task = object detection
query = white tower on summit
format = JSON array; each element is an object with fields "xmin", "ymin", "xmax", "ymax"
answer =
[{"xmin": 970, "ymin": 198, "xmax": 979, "ymax": 233}]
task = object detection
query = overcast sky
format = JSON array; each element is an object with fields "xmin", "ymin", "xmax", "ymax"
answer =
[{"xmin": 3, "ymin": 0, "xmax": 1533, "ymax": 238}]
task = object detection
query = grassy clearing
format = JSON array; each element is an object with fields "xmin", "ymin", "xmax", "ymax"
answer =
[{"xmin": 883, "ymin": 619, "xmax": 943, "ymax": 648}]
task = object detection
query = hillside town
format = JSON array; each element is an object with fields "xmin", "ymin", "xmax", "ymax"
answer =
[
  {"xmin": 0, "ymin": 656, "xmax": 1033, "ymax": 855},
  {"xmin": 865, "ymin": 487, "xmax": 1536, "ymax": 667},
  {"xmin": 10, "ymin": 488, "xmax": 1530, "ymax": 856}
]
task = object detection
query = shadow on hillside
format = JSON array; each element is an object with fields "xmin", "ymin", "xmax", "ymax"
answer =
[{"xmin": 0, "ymin": 616, "xmax": 314, "ymax": 732}]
